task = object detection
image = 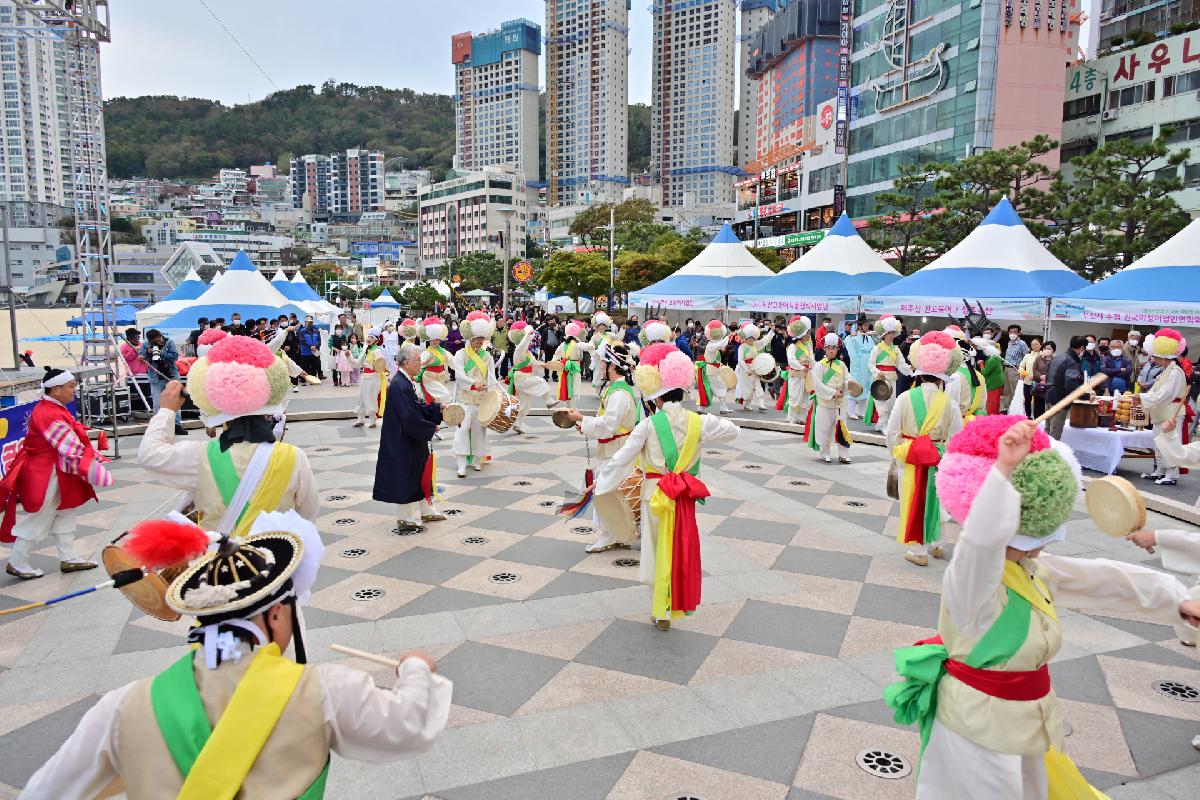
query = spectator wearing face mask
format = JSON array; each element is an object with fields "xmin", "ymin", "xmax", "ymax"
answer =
[
  {"xmin": 1102, "ymin": 341, "xmax": 1133, "ymax": 393},
  {"xmin": 1001, "ymin": 325, "xmax": 1028, "ymax": 408},
  {"xmin": 1080, "ymin": 338, "xmax": 1102, "ymax": 377},
  {"xmin": 1031, "ymin": 341, "xmax": 1055, "ymax": 419}
]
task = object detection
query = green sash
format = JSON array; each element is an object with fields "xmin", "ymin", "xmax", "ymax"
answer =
[
  {"xmin": 600, "ymin": 380, "xmax": 642, "ymax": 426},
  {"xmin": 650, "ymin": 411, "xmax": 700, "ymax": 477},
  {"xmin": 463, "ymin": 346, "xmax": 488, "ymax": 385}
]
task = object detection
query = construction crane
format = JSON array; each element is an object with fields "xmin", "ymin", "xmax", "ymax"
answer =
[{"xmin": 7, "ymin": 2, "xmax": 122, "ymax": 453}]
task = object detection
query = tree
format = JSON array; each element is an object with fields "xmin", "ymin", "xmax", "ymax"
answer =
[
  {"xmin": 653, "ymin": 235, "xmax": 704, "ymax": 273},
  {"xmin": 920, "ymin": 135, "xmax": 1060, "ymax": 255},
  {"xmin": 400, "ymin": 281, "xmax": 443, "ymax": 312},
  {"xmin": 613, "ymin": 221, "xmax": 674, "ymax": 254},
  {"xmin": 629, "ymin": 103, "xmax": 652, "ymax": 174},
  {"xmin": 614, "ymin": 251, "xmax": 672, "ymax": 293},
  {"xmin": 445, "ymin": 252, "xmax": 503, "ymax": 292},
  {"xmin": 568, "ymin": 198, "xmax": 658, "ymax": 245},
  {"xmin": 863, "ymin": 163, "xmax": 940, "ymax": 275},
  {"xmin": 748, "ymin": 247, "xmax": 790, "ymax": 273},
  {"xmin": 300, "ymin": 262, "xmax": 340, "ymax": 297},
  {"xmin": 1050, "ymin": 136, "xmax": 1190, "ymax": 278},
  {"xmin": 541, "ymin": 251, "xmax": 611, "ymax": 311}
]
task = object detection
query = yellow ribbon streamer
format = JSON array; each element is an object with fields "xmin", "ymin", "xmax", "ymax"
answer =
[
  {"xmin": 649, "ymin": 413, "xmax": 703, "ymax": 620},
  {"xmin": 893, "ymin": 391, "xmax": 949, "ymax": 544}
]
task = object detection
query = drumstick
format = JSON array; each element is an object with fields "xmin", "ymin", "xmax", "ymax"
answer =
[
  {"xmin": 1032, "ymin": 374, "xmax": 1108, "ymax": 425},
  {"xmin": 331, "ymin": 644, "xmax": 400, "ymax": 668}
]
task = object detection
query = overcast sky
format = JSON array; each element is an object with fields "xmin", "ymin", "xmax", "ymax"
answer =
[{"xmin": 102, "ymin": 0, "xmax": 657, "ymax": 105}]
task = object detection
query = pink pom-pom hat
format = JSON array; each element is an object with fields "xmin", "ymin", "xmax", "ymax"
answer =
[
  {"xmin": 639, "ymin": 342, "xmax": 675, "ymax": 367},
  {"xmin": 190, "ymin": 335, "xmax": 289, "ymax": 427},
  {"xmin": 422, "ymin": 316, "xmax": 447, "ymax": 341},
  {"xmin": 910, "ymin": 330, "xmax": 959, "ymax": 378},
  {"xmin": 565, "ymin": 321, "xmax": 585, "ymax": 339},
  {"xmin": 936, "ymin": 415, "xmax": 1052, "ymax": 524},
  {"xmin": 195, "ymin": 328, "xmax": 229, "ymax": 357},
  {"xmin": 705, "ymin": 320, "xmax": 728, "ymax": 340},
  {"xmin": 637, "ymin": 344, "xmax": 694, "ymax": 400}
]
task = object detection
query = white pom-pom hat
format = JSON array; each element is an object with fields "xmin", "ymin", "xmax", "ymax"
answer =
[
  {"xmin": 705, "ymin": 320, "xmax": 728, "ymax": 341},
  {"xmin": 642, "ymin": 319, "xmax": 672, "ymax": 344},
  {"xmin": 787, "ymin": 316, "xmax": 811, "ymax": 339},
  {"xmin": 822, "ymin": 333, "xmax": 841, "ymax": 349},
  {"xmin": 422, "ymin": 316, "xmax": 447, "ymax": 342},
  {"xmin": 740, "ymin": 322, "xmax": 761, "ymax": 341},
  {"xmin": 592, "ymin": 312, "xmax": 613, "ymax": 329},
  {"xmin": 464, "ymin": 311, "xmax": 495, "ymax": 340}
]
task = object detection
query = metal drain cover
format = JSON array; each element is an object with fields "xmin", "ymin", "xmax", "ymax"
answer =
[
  {"xmin": 391, "ymin": 526, "xmax": 424, "ymax": 536},
  {"xmin": 790, "ymin": 480, "xmax": 810, "ymax": 487},
  {"xmin": 352, "ymin": 588, "xmax": 384, "ymax": 601},
  {"xmin": 571, "ymin": 526, "xmax": 594, "ymax": 535},
  {"xmin": 538, "ymin": 500, "xmax": 557, "ymax": 508},
  {"xmin": 334, "ymin": 517, "xmax": 358, "ymax": 526},
  {"xmin": 1152, "ymin": 679, "xmax": 1200, "ymax": 701},
  {"xmin": 855, "ymin": 749, "xmax": 911, "ymax": 779},
  {"xmin": 327, "ymin": 494, "xmax": 349, "ymax": 502},
  {"xmin": 744, "ymin": 464, "xmax": 762, "ymax": 470},
  {"xmin": 513, "ymin": 480, "xmax": 532, "ymax": 487},
  {"xmin": 341, "ymin": 548, "xmax": 368, "ymax": 558},
  {"xmin": 445, "ymin": 508, "xmax": 463, "ymax": 516},
  {"xmin": 613, "ymin": 558, "xmax": 640, "ymax": 568},
  {"xmin": 844, "ymin": 500, "xmax": 866, "ymax": 508},
  {"xmin": 705, "ymin": 450, "xmax": 722, "ymax": 456},
  {"xmin": 314, "ymin": 447, "xmax": 332, "ymax": 453},
  {"xmin": 489, "ymin": 572, "xmax": 520, "ymax": 584},
  {"xmin": 462, "ymin": 536, "xmax": 489, "ymax": 545},
  {"xmin": 671, "ymin": 795, "xmax": 707, "ymax": 800}
]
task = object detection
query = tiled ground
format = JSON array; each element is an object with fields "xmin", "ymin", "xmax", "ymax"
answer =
[{"xmin": 1, "ymin": 385, "xmax": 1199, "ymax": 799}]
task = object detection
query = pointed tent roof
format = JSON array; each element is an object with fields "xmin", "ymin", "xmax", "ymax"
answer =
[
  {"xmin": 372, "ymin": 289, "xmax": 402, "ymax": 308},
  {"xmin": 270, "ymin": 268, "xmax": 288, "ymax": 283},
  {"xmin": 162, "ymin": 268, "xmax": 207, "ymax": 301},
  {"xmin": 734, "ymin": 214, "xmax": 900, "ymax": 311},
  {"xmin": 629, "ymin": 223, "xmax": 775, "ymax": 309},
  {"xmin": 1052, "ymin": 218, "xmax": 1200, "ymax": 321},
  {"xmin": 210, "ymin": 270, "xmax": 225, "ymax": 285},
  {"xmin": 155, "ymin": 250, "xmax": 313, "ymax": 329},
  {"xmin": 135, "ymin": 268, "xmax": 209, "ymax": 327},
  {"xmin": 865, "ymin": 199, "xmax": 1086, "ymax": 319},
  {"xmin": 289, "ymin": 271, "xmax": 324, "ymax": 302}
]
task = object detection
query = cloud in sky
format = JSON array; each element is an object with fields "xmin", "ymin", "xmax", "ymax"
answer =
[{"xmin": 101, "ymin": 0, "xmax": 656, "ymax": 105}]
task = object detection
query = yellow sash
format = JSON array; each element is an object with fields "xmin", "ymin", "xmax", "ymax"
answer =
[
  {"xmin": 1002, "ymin": 559, "xmax": 1057, "ymax": 622},
  {"xmin": 201, "ymin": 444, "xmax": 299, "ymax": 539},
  {"xmin": 650, "ymin": 412, "xmax": 702, "ymax": 620},
  {"xmin": 177, "ymin": 644, "xmax": 304, "ymax": 800}
]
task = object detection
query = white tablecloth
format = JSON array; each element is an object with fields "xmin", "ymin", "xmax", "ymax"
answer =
[{"xmin": 1061, "ymin": 422, "xmax": 1157, "ymax": 474}]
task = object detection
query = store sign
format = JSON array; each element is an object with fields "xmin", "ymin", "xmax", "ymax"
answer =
[
  {"xmin": 1051, "ymin": 298, "xmax": 1200, "ymax": 325},
  {"xmin": 833, "ymin": 185, "xmax": 845, "ymax": 216},
  {"xmin": 750, "ymin": 203, "xmax": 787, "ymax": 219},
  {"xmin": 863, "ymin": 296, "xmax": 1049, "ymax": 321},
  {"xmin": 836, "ymin": 0, "xmax": 851, "ymax": 153},
  {"xmin": 864, "ymin": 0, "xmax": 948, "ymax": 114},
  {"xmin": 1110, "ymin": 32, "xmax": 1200, "ymax": 86},
  {"xmin": 820, "ymin": 103, "xmax": 834, "ymax": 129},
  {"xmin": 785, "ymin": 230, "xmax": 826, "ymax": 247}
]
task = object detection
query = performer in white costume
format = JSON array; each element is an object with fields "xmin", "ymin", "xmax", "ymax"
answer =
[
  {"xmin": 589, "ymin": 312, "xmax": 615, "ymax": 390},
  {"xmin": 1135, "ymin": 327, "xmax": 1190, "ymax": 486},
  {"xmin": 734, "ymin": 322, "xmax": 773, "ymax": 412},
  {"xmin": 807, "ymin": 333, "xmax": 852, "ymax": 463},
  {"xmin": 864, "ymin": 314, "xmax": 912, "ymax": 432},
  {"xmin": 352, "ymin": 328, "xmax": 387, "ymax": 429},
  {"xmin": 550, "ymin": 321, "xmax": 587, "ymax": 404},
  {"xmin": 451, "ymin": 312, "xmax": 501, "ymax": 477},
  {"xmin": 696, "ymin": 320, "xmax": 732, "ymax": 415},
  {"xmin": 885, "ymin": 417, "xmax": 1199, "ymax": 799},
  {"xmin": 778, "ymin": 316, "xmax": 814, "ymax": 425},
  {"xmin": 507, "ymin": 320, "xmax": 553, "ymax": 433},
  {"xmin": 417, "ymin": 316, "xmax": 454, "ymax": 406}
]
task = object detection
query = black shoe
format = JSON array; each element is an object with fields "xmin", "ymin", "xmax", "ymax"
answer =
[{"xmin": 174, "ymin": 425, "xmax": 187, "ymax": 435}]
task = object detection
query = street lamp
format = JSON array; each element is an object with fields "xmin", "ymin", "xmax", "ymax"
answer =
[{"xmin": 499, "ymin": 207, "xmax": 516, "ymax": 316}]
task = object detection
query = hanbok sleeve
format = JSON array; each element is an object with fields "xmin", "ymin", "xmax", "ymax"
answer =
[
  {"xmin": 897, "ymin": 348, "xmax": 913, "ymax": 376},
  {"xmin": 1155, "ymin": 433, "xmax": 1200, "ymax": 469},
  {"xmin": 867, "ymin": 345, "xmax": 882, "ymax": 378},
  {"xmin": 1146, "ymin": 529, "xmax": 1200, "ymax": 578},
  {"xmin": 579, "ymin": 391, "xmax": 629, "ymax": 441},
  {"xmin": 699, "ymin": 412, "xmax": 740, "ymax": 444},
  {"xmin": 20, "ymin": 683, "xmax": 132, "ymax": 800},
  {"xmin": 318, "ymin": 659, "xmax": 453, "ymax": 762},
  {"xmin": 1038, "ymin": 553, "xmax": 1190, "ymax": 624},
  {"xmin": 1139, "ymin": 366, "xmax": 1183, "ymax": 410},
  {"xmin": 135, "ymin": 408, "xmax": 203, "ymax": 491},
  {"xmin": 291, "ymin": 448, "xmax": 321, "ymax": 521},
  {"xmin": 595, "ymin": 417, "xmax": 652, "ymax": 494}
]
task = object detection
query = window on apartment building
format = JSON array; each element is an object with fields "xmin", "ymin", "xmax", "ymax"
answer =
[
  {"xmin": 1063, "ymin": 94, "xmax": 1101, "ymax": 121},
  {"xmin": 1164, "ymin": 69, "xmax": 1200, "ymax": 97},
  {"xmin": 1165, "ymin": 117, "xmax": 1200, "ymax": 144},
  {"xmin": 1107, "ymin": 81, "xmax": 1155, "ymax": 110}
]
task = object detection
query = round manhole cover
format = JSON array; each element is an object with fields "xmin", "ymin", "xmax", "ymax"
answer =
[
  {"xmin": 327, "ymin": 494, "xmax": 349, "ymax": 502},
  {"xmin": 391, "ymin": 526, "xmax": 424, "ymax": 536},
  {"xmin": 844, "ymin": 500, "xmax": 867, "ymax": 508},
  {"xmin": 489, "ymin": 572, "xmax": 520, "ymax": 584},
  {"xmin": 705, "ymin": 450, "xmax": 722, "ymax": 456},
  {"xmin": 513, "ymin": 480, "xmax": 532, "ymax": 487},
  {"xmin": 613, "ymin": 558, "xmax": 640, "ymax": 568},
  {"xmin": 445, "ymin": 508, "xmax": 463, "ymax": 516},
  {"xmin": 352, "ymin": 588, "xmax": 384, "ymax": 601},
  {"xmin": 334, "ymin": 517, "xmax": 358, "ymax": 526},
  {"xmin": 462, "ymin": 536, "xmax": 489, "ymax": 545},
  {"xmin": 745, "ymin": 464, "xmax": 762, "ymax": 470},
  {"xmin": 538, "ymin": 500, "xmax": 556, "ymax": 508},
  {"xmin": 855, "ymin": 749, "xmax": 911, "ymax": 779},
  {"xmin": 790, "ymin": 480, "xmax": 810, "ymax": 487},
  {"xmin": 571, "ymin": 526, "xmax": 594, "ymax": 535},
  {"xmin": 671, "ymin": 796, "xmax": 707, "ymax": 800},
  {"xmin": 341, "ymin": 547, "xmax": 368, "ymax": 558},
  {"xmin": 314, "ymin": 447, "xmax": 332, "ymax": 453},
  {"xmin": 1152, "ymin": 680, "xmax": 1200, "ymax": 701}
]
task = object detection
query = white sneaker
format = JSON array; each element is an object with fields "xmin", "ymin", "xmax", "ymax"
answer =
[
  {"xmin": 1193, "ymin": 734, "xmax": 1200, "ymax": 752},
  {"xmin": 457, "ymin": 469, "xmax": 466, "ymax": 478},
  {"xmin": 472, "ymin": 463, "xmax": 483, "ymax": 472},
  {"xmin": 292, "ymin": 386, "xmax": 299, "ymax": 393}
]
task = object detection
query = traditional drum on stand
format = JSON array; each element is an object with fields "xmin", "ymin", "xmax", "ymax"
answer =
[
  {"xmin": 593, "ymin": 468, "xmax": 643, "ymax": 545},
  {"xmin": 716, "ymin": 365, "xmax": 737, "ymax": 390},
  {"xmin": 751, "ymin": 353, "xmax": 778, "ymax": 384},
  {"xmin": 870, "ymin": 379, "xmax": 893, "ymax": 402},
  {"xmin": 1069, "ymin": 400, "xmax": 1100, "ymax": 429},
  {"xmin": 102, "ymin": 543, "xmax": 185, "ymax": 621},
  {"xmin": 441, "ymin": 403, "xmax": 466, "ymax": 427},
  {"xmin": 479, "ymin": 389, "xmax": 521, "ymax": 434}
]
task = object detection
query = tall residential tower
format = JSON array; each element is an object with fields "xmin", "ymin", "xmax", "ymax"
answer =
[
  {"xmin": 651, "ymin": 0, "xmax": 739, "ymax": 207},
  {"xmin": 738, "ymin": 1, "xmax": 784, "ymax": 168},
  {"xmin": 451, "ymin": 19, "xmax": 542, "ymax": 183},
  {"xmin": 545, "ymin": 0, "xmax": 631, "ymax": 206}
]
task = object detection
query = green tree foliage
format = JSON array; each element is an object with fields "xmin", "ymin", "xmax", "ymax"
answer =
[
  {"xmin": 541, "ymin": 251, "xmax": 611, "ymax": 310},
  {"xmin": 863, "ymin": 163, "xmax": 940, "ymax": 275},
  {"xmin": 300, "ymin": 262, "xmax": 340, "ymax": 297},
  {"xmin": 629, "ymin": 103, "xmax": 652, "ymax": 174},
  {"xmin": 569, "ymin": 198, "xmax": 658, "ymax": 245},
  {"xmin": 614, "ymin": 221, "xmax": 676, "ymax": 254},
  {"xmin": 104, "ymin": 83, "xmax": 456, "ymax": 179},
  {"xmin": 1048, "ymin": 136, "xmax": 1191, "ymax": 279},
  {"xmin": 614, "ymin": 251, "xmax": 671, "ymax": 293},
  {"xmin": 400, "ymin": 282, "xmax": 443, "ymax": 311},
  {"xmin": 747, "ymin": 247, "xmax": 789, "ymax": 273},
  {"xmin": 445, "ymin": 252, "xmax": 504, "ymax": 292}
]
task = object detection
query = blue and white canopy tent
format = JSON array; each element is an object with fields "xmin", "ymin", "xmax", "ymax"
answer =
[
  {"xmin": 862, "ymin": 198, "xmax": 1087, "ymax": 323},
  {"xmin": 1052, "ymin": 218, "xmax": 1200, "ymax": 328},
  {"xmin": 136, "ymin": 268, "xmax": 209, "ymax": 327},
  {"xmin": 371, "ymin": 289, "xmax": 401, "ymax": 308},
  {"xmin": 629, "ymin": 223, "xmax": 775, "ymax": 312},
  {"xmin": 67, "ymin": 304, "xmax": 139, "ymax": 328},
  {"xmin": 271, "ymin": 270, "xmax": 339, "ymax": 317},
  {"xmin": 154, "ymin": 251, "xmax": 313, "ymax": 334},
  {"xmin": 733, "ymin": 214, "xmax": 900, "ymax": 315}
]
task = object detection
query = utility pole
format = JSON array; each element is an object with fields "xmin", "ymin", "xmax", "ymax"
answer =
[
  {"xmin": 608, "ymin": 203, "xmax": 615, "ymax": 313},
  {"xmin": 1, "ymin": 204, "xmax": 17, "ymax": 369}
]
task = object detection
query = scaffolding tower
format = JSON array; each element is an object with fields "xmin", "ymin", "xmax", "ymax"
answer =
[{"xmin": 9, "ymin": 2, "xmax": 122, "ymax": 451}]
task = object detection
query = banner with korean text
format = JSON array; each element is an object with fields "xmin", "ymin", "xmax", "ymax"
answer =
[
  {"xmin": 862, "ymin": 296, "xmax": 1049, "ymax": 321},
  {"xmin": 1051, "ymin": 298, "xmax": 1200, "ymax": 327}
]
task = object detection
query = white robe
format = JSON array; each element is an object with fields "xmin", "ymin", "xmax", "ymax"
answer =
[
  {"xmin": 1140, "ymin": 362, "xmax": 1188, "ymax": 479},
  {"xmin": 451, "ymin": 346, "xmax": 500, "ymax": 468},
  {"xmin": 578, "ymin": 387, "xmax": 640, "ymax": 545},
  {"xmin": 917, "ymin": 468, "xmax": 1191, "ymax": 799},
  {"xmin": 700, "ymin": 336, "xmax": 731, "ymax": 411},
  {"xmin": 509, "ymin": 333, "xmax": 551, "ymax": 427},
  {"xmin": 811, "ymin": 358, "xmax": 849, "ymax": 457},
  {"xmin": 735, "ymin": 332, "xmax": 773, "ymax": 410},
  {"xmin": 784, "ymin": 340, "xmax": 814, "ymax": 422},
  {"xmin": 867, "ymin": 340, "xmax": 912, "ymax": 430}
]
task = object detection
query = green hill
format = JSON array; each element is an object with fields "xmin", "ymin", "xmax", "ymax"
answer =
[{"xmin": 105, "ymin": 81, "xmax": 652, "ymax": 183}]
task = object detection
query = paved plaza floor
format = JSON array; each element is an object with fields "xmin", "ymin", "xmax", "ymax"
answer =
[{"xmin": 0, "ymin": 397, "xmax": 1199, "ymax": 798}]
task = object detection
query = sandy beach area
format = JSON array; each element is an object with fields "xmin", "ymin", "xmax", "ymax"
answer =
[{"xmin": 0, "ymin": 307, "xmax": 86, "ymax": 371}]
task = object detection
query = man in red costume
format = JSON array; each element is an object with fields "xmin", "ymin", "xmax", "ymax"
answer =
[{"xmin": 1, "ymin": 367, "xmax": 114, "ymax": 579}]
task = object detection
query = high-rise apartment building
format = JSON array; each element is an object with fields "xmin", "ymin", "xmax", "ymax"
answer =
[
  {"xmin": 1097, "ymin": 0, "xmax": 1199, "ymax": 52},
  {"xmin": 0, "ymin": 0, "xmax": 71, "ymax": 212},
  {"xmin": 330, "ymin": 148, "xmax": 384, "ymax": 216},
  {"xmin": 451, "ymin": 19, "xmax": 541, "ymax": 183},
  {"xmin": 738, "ymin": 1, "xmax": 784, "ymax": 167},
  {"xmin": 289, "ymin": 154, "xmax": 330, "ymax": 214},
  {"xmin": 545, "ymin": 0, "xmax": 631, "ymax": 206},
  {"xmin": 651, "ymin": 0, "xmax": 739, "ymax": 207}
]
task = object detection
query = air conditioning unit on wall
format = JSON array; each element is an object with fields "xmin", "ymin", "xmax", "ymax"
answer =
[{"xmin": 1102, "ymin": 109, "xmax": 1118, "ymax": 121}]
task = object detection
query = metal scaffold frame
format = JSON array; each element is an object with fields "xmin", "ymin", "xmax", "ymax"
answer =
[{"xmin": 9, "ymin": 1, "xmax": 122, "ymax": 454}]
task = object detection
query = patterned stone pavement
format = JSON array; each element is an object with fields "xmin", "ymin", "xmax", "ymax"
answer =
[{"xmin": 1, "ymin": 401, "xmax": 1199, "ymax": 799}]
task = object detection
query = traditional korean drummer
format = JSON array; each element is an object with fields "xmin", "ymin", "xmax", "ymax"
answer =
[
  {"xmin": 451, "ymin": 311, "xmax": 501, "ymax": 478},
  {"xmin": 1135, "ymin": 328, "xmax": 1190, "ymax": 486},
  {"xmin": 564, "ymin": 341, "xmax": 643, "ymax": 553},
  {"xmin": 863, "ymin": 315, "xmax": 912, "ymax": 432}
]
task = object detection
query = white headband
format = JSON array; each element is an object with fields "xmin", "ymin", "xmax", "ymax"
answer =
[{"xmin": 42, "ymin": 370, "xmax": 76, "ymax": 388}]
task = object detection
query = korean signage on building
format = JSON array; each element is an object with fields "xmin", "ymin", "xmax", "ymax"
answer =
[
  {"xmin": 785, "ymin": 230, "xmax": 826, "ymax": 247},
  {"xmin": 1107, "ymin": 31, "xmax": 1200, "ymax": 87},
  {"xmin": 836, "ymin": 0, "xmax": 851, "ymax": 154}
]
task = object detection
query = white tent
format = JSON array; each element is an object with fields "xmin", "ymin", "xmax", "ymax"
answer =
[
  {"xmin": 545, "ymin": 296, "xmax": 595, "ymax": 315},
  {"xmin": 136, "ymin": 268, "xmax": 209, "ymax": 328},
  {"xmin": 155, "ymin": 251, "xmax": 312, "ymax": 334},
  {"xmin": 272, "ymin": 270, "xmax": 338, "ymax": 317},
  {"xmin": 629, "ymin": 224, "xmax": 774, "ymax": 311}
]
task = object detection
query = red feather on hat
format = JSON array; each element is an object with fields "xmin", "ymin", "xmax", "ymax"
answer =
[{"xmin": 124, "ymin": 519, "xmax": 211, "ymax": 569}]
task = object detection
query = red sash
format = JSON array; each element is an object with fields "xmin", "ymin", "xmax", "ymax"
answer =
[
  {"xmin": 877, "ymin": 365, "xmax": 897, "ymax": 373},
  {"xmin": 900, "ymin": 433, "xmax": 942, "ymax": 544},
  {"xmin": 645, "ymin": 470, "xmax": 709, "ymax": 614},
  {"xmin": 916, "ymin": 635, "xmax": 1051, "ymax": 701},
  {"xmin": 598, "ymin": 432, "xmax": 629, "ymax": 444}
]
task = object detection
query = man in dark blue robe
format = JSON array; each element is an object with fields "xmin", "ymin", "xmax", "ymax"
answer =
[{"xmin": 373, "ymin": 344, "xmax": 445, "ymax": 532}]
